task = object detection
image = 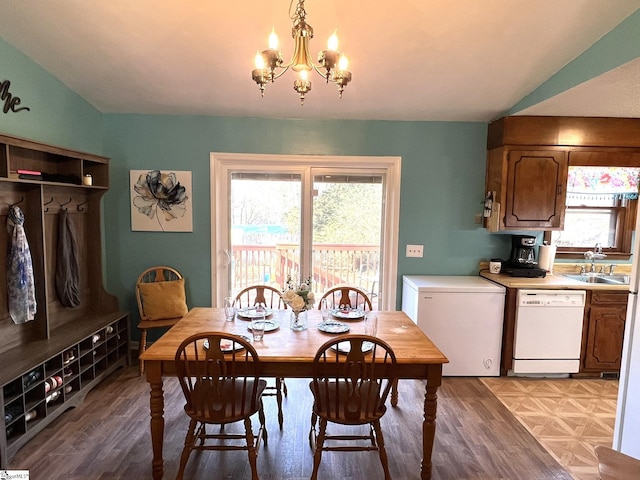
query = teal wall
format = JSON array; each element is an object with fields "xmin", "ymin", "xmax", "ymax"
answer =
[
  {"xmin": 0, "ymin": 37, "xmax": 103, "ymax": 152},
  {"xmin": 102, "ymin": 116, "xmax": 509, "ymax": 322},
  {"xmin": 2, "ymin": 10, "xmax": 640, "ymax": 338}
]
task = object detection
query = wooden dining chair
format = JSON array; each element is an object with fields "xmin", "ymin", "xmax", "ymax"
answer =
[
  {"xmin": 308, "ymin": 334, "xmax": 397, "ymax": 480},
  {"xmin": 318, "ymin": 286, "xmax": 401, "ymax": 404},
  {"xmin": 594, "ymin": 445, "xmax": 640, "ymax": 480},
  {"xmin": 136, "ymin": 266, "xmax": 188, "ymax": 375},
  {"xmin": 235, "ymin": 284, "xmax": 287, "ymax": 429},
  {"xmin": 235, "ymin": 284, "xmax": 287, "ymax": 310},
  {"xmin": 174, "ymin": 332, "xmax": 267, "ymax": 480},
  {"xmin": 319, "ymin": 285, "xmax": 373, "ymax": 311}
]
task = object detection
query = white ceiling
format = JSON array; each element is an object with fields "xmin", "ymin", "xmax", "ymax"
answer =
[{"xmin": 1, "ymin": 1, "xmax": 639, "ymax": 122}]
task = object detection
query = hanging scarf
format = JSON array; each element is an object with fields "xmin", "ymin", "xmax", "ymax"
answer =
[
  {"xmin": 6, "ymin": 205, "xmax": 37, "ymax": 324},
  {"xmin": 55, "ymin": 208, "xmax": 80, "ymax": 307}
]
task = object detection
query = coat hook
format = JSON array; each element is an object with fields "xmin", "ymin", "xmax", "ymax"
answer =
[
  {"xmin": 77, "ymin": 200, "xmax": 88, "ymax": 212},
  {"xmin": 60, "ymin": 197, "xmax": 72, "ymax": 210},
  {"xmin": 44, "ymin": 197, "xmax": 54, "ymax": 212},
  {"xmin": 9, "ymin": 196, "xmax": 24, "ymax": 208}
]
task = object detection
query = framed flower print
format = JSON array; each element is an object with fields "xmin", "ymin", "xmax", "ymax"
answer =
[{"xmin": 130, "ymin": 170, "xmax": 193, "ymax": 232}]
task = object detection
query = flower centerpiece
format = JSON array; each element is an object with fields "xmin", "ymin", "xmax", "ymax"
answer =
[{"xmin": 282, "ymin": 276, "xmax": 315, "ymax": 331}]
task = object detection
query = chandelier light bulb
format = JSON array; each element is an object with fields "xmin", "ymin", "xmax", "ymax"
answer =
[
  {"xmin": 338, "ymin": 55, "xmax": 348, "ymax": 71},
  {"xmin": 294, "ymin": 69, "xmax": 312, "ymax": 105},
  {"xmin": 254, "ymin": 51, "xmax": 265, "ymax": 69},
  {"xmin": 327, "ymin": 30, "xmax": 339, "ymax": 51},
  {"xmin": 268, "ymin": 28, "xmax": 279, "ymax": 50}
]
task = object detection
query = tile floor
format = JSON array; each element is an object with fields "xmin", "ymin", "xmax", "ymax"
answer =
[{"xmin": 481, "ymin": 377, "xmax": 618, "ymax": 480}]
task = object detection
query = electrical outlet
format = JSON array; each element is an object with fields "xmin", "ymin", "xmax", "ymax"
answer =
[{"xmin": 406, "ymin": 244, "xmax": 424, "ymax": 258}]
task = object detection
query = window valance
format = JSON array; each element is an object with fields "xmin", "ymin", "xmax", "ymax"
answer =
[{"xmin": 567, "ymin": 166, "xmax": 640, "ymax": 200}]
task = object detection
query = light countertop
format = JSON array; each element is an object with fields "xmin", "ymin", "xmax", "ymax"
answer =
[{"xmin": 479, "ymin": 270, "xmax": 630, "ymax": 291}]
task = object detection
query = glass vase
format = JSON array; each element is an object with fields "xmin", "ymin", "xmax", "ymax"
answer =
[{"xmin": 290, "ymin": 309, "xmax": 308, "ymax": 331}]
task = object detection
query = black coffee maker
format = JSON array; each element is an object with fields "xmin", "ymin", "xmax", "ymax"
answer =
[
  {"xmin": 503, "ymin": 235, "xmax": 547, "ymax": 277},
  {"xmin": 508, "ymin": 235, "xmax": 537, "ymax": 267}
]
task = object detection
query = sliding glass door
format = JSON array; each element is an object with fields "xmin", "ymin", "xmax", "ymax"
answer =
[{"xmin": 211, "ymin": 153, "xmax": 400, "ymax": 310}]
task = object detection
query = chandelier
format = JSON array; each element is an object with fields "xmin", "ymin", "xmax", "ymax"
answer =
[{"xmin": 251, "ymin": 0, "xmax": 352, "ymax": 105}]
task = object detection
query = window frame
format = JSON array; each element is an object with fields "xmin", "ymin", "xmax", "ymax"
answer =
[{"xmin": 544, "ymin": 200, "xmax": 636, "ymax": 260}]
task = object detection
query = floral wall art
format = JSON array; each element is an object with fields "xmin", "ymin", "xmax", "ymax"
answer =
[{"xmin": 130, "ymin": 169, "xmax": 192, "ymax": 232}]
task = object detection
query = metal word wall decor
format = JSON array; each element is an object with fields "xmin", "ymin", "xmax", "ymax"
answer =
[{"xmin": 0, "ymin": 80, "xmax": 31, "ymax": 114}]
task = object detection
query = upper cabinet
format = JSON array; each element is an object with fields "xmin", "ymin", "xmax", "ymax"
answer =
[
  {"xmin": 485, "ymin": 116, "xmax": 640, "ymax": 232},
  {"xmin": 487, "ymin": 147, "xmax": 567, "ymax": 230}
]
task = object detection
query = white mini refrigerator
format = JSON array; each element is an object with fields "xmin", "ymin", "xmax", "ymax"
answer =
[{"xmin": 402, "ymin": 275, "xmax": 506, "ymax": 376}]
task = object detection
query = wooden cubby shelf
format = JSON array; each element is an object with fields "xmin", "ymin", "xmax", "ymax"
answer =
[{"xmin": 0, "ymin": 133, "xmax": 128, "ymax": 468}]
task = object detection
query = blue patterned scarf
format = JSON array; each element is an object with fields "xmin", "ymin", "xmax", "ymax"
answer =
[{"xmin": 7, "ymin": 205, "xmax": 37, "ymax": 324}]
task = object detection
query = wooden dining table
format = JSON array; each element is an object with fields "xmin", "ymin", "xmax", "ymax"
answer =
[{"xmin": 140, "ymin": 307, "xmax": 448, "ymax": 480}]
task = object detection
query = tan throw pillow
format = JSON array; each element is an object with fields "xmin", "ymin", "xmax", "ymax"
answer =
[{"xmin": 138, "ymin": 278, "xmax": 188, "ymax": 320}]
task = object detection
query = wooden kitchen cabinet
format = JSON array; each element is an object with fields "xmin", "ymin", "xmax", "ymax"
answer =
[
  {"xmin": 485, "ymin": 147, "xmax": 567, "ymax": 230},
  {"xmin": 580, "ymin": 291, "xmax": 627, "ymax": 375},
  {"xmin": 484, "ymin": 115, "xmax": 640, "ymax": 232}
]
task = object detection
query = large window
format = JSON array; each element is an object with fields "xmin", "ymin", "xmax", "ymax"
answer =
[{"xmin": 545, "ymin": 166, "xmax": 639, "ymax": 259}]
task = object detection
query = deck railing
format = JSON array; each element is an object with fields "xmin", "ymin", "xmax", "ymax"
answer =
[{"xmin": 231, "ymin": 243, "xmax": 380, "ymax": 300}]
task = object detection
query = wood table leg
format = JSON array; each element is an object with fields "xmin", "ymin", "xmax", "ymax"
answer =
[
  {"xmin": 421, "ymin": 365, "xmax": 442, "ymax": 480},
  {"xmin": 391, "ymin": 379, "xmax": 399, "ymax": 407},
  {"xmin": 147, "ymin": 362, "xmax": 165, "ymax": 480}
]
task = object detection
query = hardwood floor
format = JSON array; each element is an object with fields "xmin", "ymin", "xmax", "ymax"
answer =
[{"xmin": 9, "ymin": 366, "xmax": 573, "ymax": 479}]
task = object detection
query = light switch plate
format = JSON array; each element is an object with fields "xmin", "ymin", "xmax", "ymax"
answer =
[{"xmin": 406, "ymin": 244, "xmax": 424, "ymax": 257}]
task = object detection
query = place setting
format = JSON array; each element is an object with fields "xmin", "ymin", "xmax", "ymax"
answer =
[
  {"xmin": 235, "ymin": 306, "xmax": 274, "ymax": 320},
  {"xmin": 203, "ymin": 335, "xmax": 252, "ymax": 353},
  {"xmin": 317, "ymin": 297, "xmax": 350, "ymax": 334},
  {"xmin": 330, "ymin": 305, "xmax": 366, "ymax": 320},
  {"xmin": 317, "ymin": 320, "xmax": 350, "ymax": 333},
  {"xmin": 245, "ymin": 311, "xmax": 286, "ymax": 342},
  {"xmin": 220, "ymin": 297, "xmax": 280, "ymax": 343},
  {"xmin": 330, "ymin": 312, "xmax": 378, "ymax": 354},
  {"xmin": 330, "ymin": 340, "xmax": 375, "ymax": 354}
]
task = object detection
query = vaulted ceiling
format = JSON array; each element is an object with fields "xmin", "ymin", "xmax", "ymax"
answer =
[{"xmin": 1, "ymin": 1, "xmax": 639, "ymax": 121}]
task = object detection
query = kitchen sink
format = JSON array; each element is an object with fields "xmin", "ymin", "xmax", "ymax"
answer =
[{"xmin": 563, "ymin": 273, "xmax": 631, "ymax": 285}]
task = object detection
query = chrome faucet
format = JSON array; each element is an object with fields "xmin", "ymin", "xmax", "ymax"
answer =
[
  {"xmin": 595, "ymin": 243, "xmax": 604, "ymax": 255},
  {"xmin": 584, "ymin": 243, "xmax": 607, "ymax": 273}
]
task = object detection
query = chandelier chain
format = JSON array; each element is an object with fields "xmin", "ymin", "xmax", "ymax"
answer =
[{"xmin": 290, "ymin": 0, "xmax": 306, "ymax": 23}]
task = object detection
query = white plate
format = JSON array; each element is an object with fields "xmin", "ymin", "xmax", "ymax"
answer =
[
  {"xmin": 331, "ymin": 309, "xmax": 365, "ymax": 320},
  {"xmin": 236, "ymin": 308, "xmax": 273, "ymax": 319},
  {"xmin": 247, "ymin": 319, "xmax": 280, "ymax": 333},
  {"xmin": 331, "ymin": 340, "xmax": 374, "ymax": 354},
  {"xmin": 317, "ymin": 320, "xmax": 350, "ymax": 334},
  {"xmin": 203, "ymin": 335, "xmax": 251, "ymax": 352}
]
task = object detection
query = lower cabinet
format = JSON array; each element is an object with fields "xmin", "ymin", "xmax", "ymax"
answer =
[
  {"xmin": 580, "ymin": 291, "xmax": 627, "ymax": 375},
  {"xmin": 1, "ymin": 314, "xmax": 129, "ymax": 467}
]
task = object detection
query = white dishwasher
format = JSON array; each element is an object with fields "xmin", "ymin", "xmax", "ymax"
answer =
[
  {"xmin": 402, "ymin": 276, "xmax": 506, "ymax": 376},
  {"xmin": 512, "ymin": 289, "xmax": 586, "ymax": 375}
]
